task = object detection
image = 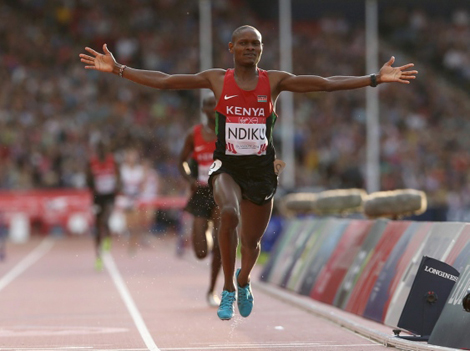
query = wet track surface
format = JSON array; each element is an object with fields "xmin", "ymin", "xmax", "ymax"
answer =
[{"xmin": 0, "ymin": 234, "xmax": 402, "ymax": 351}]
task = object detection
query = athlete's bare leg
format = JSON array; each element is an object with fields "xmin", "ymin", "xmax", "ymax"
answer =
[
  {"xmin": 212, "ymin": 173, "xmax": 242, "ymax": 292},
  {"xmin": 138, "ymin": 208, "xmax": 154, "ymax": 247},
  {"xmin": 126, "ymin": 209, "xmax": 141, "ymax": 255},
  {"xmin": 237, "ymin": 199, "xmax": 272, "ymax": 287},
  {"xmin": 95, "ymin": 209, "xmax": 104, "ymax": 257},
  {"xmin": 192, "ymin": 217, "xmax": 210, "ymax": 259},
  {"xmin": 208, "ymin": 206, "xmax": 222, "ymax": 294},
  {"xmin": 95, "ymin": 204, "xmax": 112, "ymax": 257}
]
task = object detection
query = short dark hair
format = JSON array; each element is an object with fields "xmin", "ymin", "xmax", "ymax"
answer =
[{"xmin": 231, "ymin": 25, "xmax": 262, "ymax": 43}]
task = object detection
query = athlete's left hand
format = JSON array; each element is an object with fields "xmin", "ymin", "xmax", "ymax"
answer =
[{"xmin": 378, "ymin": 56, "xmax": 418, "ymax": 84}]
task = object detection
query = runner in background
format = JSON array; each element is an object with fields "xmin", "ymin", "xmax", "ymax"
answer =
[
  {"xmin": 118, "ymin": 146, "xmax": 145, "ymax": 256},
  {"xmin": 86, "ymin": 140, "xmax": 120, "ymax": 270},
  {"xmin": 178, "ymin": 94, "xmax": 222, "ymax": 307},
  {"xmin": 137, "ymin": 157, "xmax": 160, "ymax": 247}
]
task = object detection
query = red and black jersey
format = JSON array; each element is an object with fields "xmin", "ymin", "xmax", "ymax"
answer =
[
  {"xmin": 214, "ymin": 68, "xmax": 277, "ymax": 170},
  {"xmin": 192, "ymin": 124, "xmax": 216, "ymax": 185},
  {"xmin": 89, "ymin": 154, "xmax": 118, "ymax": 195}
]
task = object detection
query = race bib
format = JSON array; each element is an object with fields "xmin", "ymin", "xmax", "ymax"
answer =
[{"xmin": 225, "ymin": 119, "xmax": 268, "ymax": 156}]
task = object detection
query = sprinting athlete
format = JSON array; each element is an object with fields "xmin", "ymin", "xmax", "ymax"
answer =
[
  {"xmin": 86, "ymin": 140, "xmax": 120, "ymax": 270},
  {"xmin": 178, "ymin": 94, "xmax": 222, "ymax": 307},
  {"xmin": 80, "ymin": 24, "xmax": 417, "ymax": 320}
]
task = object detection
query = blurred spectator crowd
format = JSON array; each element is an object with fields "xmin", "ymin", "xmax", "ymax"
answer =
[{"xmin": 0, "ymin": 0, "xmax": 469, "ymax": 220}]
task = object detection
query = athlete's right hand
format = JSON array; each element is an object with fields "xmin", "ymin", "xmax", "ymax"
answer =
[{"xmin": 79, "ymin": 44, "xmax": 116, "ymax": 73}]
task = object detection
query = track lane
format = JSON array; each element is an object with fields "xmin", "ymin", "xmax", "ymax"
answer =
[
  {"xmin": 0, "ymin": 237, "xmax": 146, "ymax": 350},
  {"xmin": 0, "ymin": 234, "xmax": 396, "ymax": 350},
  {"xmin": 111, "ymin": 235, "xmax": 393, "ymax": 351}
]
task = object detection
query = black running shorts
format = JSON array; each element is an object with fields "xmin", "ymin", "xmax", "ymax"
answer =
[
  {"xmin": 184, "ymin": 185, "xmax": 217, "ymax": 219},
  {"xmin": 208, "ymin": 159, "xmax": 278, "ymax": 206},
  {"xmin": 93, "ymin": 193, "xmax": 116, "ymax": 214}
]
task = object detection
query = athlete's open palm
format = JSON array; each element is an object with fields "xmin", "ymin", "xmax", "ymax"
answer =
[
  {"xmin": 379, "ymin": 56, "xmax": 418, "ymax": 84},
  {"xmin": 79, "ymin": 44, "xmax": 115, "ymax": 73}
]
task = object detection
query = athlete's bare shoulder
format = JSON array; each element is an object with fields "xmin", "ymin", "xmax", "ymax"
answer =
[
  {"xmin": 267, "ymin": 70, "xmax": 293, "ymax": 82},
  {"xmin": 267, "ymin": 70, "xmax": 294, "ymax": 97},
  {"xmin": 201, "ymin": 69, "xmax": 226, "ymax": 100},
  {"xmin": 200, "ymin": 68, "xmax": 226, "ymax": 78}
]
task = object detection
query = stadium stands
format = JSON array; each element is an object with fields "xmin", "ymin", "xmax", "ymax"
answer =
[{"xmin": 1, "ymin": 0, "xmax": 469, "ymax": 220}]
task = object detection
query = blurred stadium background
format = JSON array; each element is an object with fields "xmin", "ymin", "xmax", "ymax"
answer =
[{"xmin": 1, "ymin": 0, "xmax": 470, "ymax": 239}]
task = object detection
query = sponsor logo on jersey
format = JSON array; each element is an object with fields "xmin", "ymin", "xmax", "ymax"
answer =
[
  {"xmin": 224, "ymin": 94, "xmax": 238, "ymax": 100},
  {"xmin": 194, "ymin": 145, "xmax": 206, "ymax": 152},
  {"xmin": 196, "ymin": 153, "xmax": 214, "ymax": 162},
  {"xmin": 226, "ymin": 106, "xmax": 265, "ymax": 117}
]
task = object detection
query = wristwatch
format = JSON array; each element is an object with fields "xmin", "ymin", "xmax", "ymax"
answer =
[{"xmin": 370, "ymin": 74, "xmax": 377, "ymax": 87}]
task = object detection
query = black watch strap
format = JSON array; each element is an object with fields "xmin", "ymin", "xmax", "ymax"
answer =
[{"xmin": 370, "ymin": 74, "xmax": 377, "ymax": 87}]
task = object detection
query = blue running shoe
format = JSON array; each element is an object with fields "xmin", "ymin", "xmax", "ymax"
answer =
[
  {"xmin": 217, "ymin": 290, "xmax": 236, "ymax": 320},
  {"xmin": 236, "ymin": 268, "xmax": 254, "ymax": 317}
]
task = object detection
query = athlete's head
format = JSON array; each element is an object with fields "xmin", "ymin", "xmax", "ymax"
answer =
[
  {"xmin": 202, "ymin": 93, "xmax": 216, "ymax": 124},
  {"xmin": 229, "ymin": 25, "xmax": 263, "ymax": 67},
  {"xmin": 124, "ymin": 147, "xmax": 140, "ymax": 166},
  {"xmin": 141, "ymin": 157, "xmax": 153, "ymax": 171},
  {"xmin": 96, "ymin": 140, "xmax": 107, "ymax": 160}
]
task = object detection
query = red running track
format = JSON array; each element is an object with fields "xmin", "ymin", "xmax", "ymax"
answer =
[{"xmin": 0, "ymin": 234, "xmax": 398, "ymax": 351}]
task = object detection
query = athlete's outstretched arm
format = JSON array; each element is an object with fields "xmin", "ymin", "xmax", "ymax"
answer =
[
  {"xmin": 79, "ymin": 44, "xmax": 219, "ymax": 90},
  {"xmin": 274, "ymin": 56, "xmax": 417, "ymax": 93}
]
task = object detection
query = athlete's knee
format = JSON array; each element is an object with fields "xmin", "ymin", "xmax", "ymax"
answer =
[
  {"xmin": 193, "ymin": 243, "xmax": 208, "ymax": 259},
  {"xmin": 194, "ymin": 249, "xmax": 208, "ymax": 259},
  {"xmin": 192, "ymin": 233, "xmax": 209, "ymax": 259},
  {"xmin": 240, "ymin": 235, "xmax": 261, "ymax": 251},
  {"xmin": 220, "ymin": 206, "xmax": 239, "ymax": 230}
]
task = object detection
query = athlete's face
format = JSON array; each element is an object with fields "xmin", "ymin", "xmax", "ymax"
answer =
[
  {"xmin": 125, "ymin": 149, "xmax": 139, "ymax": 166},
  {"xmin": 229, "ymin": 28, "xmax": 263, "ymax": 67},
  {"xmin": 96, "ymin": 141, "xmax": 107, "ymax": 159},
  {"xmin": 202, "ymin": 96, "xmax": 216, "ymax": 123}
]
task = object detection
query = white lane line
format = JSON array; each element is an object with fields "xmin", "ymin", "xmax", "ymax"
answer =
[
  {"xmin": 0, "ymin": 345, "xmax": 379, "ymax": 351},
  {"xmin": 0, "ymin": 348, "xmax": 147, "ymax": 351},
  {"xmin": 157, "ymin": 344, "xmax": 379, "ymax": 350},
  {"xmin": 102, "ymin": 252, "xmax": 160, "ymax": 351},
  {"xmin": 0, "ymin": 238, "xmax": 54, "ymax": 292}
]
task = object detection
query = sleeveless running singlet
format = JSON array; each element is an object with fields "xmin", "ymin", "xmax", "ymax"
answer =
[
  {"xmin": 214, "ymin": 69, "xmax": 277, "ymax": 169},
  {"xmin": 120, "ymin": 164, "xmax": 144, "ymax": 198},
  {"xmin": 192, "ymin": 124, "xmax": 216, "ymax": 185},
  {"xmin": 90, "ymin": 154, "xmax": 118, "ymax": 195}
]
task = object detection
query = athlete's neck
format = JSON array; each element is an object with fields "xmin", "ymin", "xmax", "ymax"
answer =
[
  {"xmin": 203, "ymin": 120, "xmax": 215, "ymax": 133},
  {"xmin": 207, "ymin": 120, "xmax": 216, "ymax": 132},
  {"xmin": 233, "ymin": 65, "xmax": 258, "ymax": 81}
]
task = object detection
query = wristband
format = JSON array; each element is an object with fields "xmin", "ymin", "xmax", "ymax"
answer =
[
  {"xmin": 370, "ymin": 73, "xmax": 377, "ymax": 87},
  {"xmin": 119, "ymin": 65, "xmax": 127, "ymax": 78}
]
